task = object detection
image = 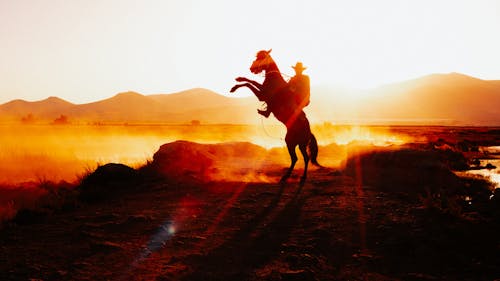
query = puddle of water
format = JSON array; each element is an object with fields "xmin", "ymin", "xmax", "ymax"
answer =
[{"xmin": 462, "ymin": 158, "xmax": 500, "ymax": 189}]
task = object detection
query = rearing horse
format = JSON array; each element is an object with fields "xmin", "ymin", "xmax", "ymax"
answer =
[{"xmin": 230, "ymin": 49, "xmax": 320, "ymax": 185}]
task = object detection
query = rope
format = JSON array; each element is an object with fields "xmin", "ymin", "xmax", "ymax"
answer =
[
  {"xmin": 280, "ymin": 72, "xmax": 293, "ymax": 79},
  {"xmin": 259, "ymin": 113, "xmax": 283, "ymax": 141}
]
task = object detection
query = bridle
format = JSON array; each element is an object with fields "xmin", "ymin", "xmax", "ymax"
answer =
[{"xmin": 253, "ymin": 55, "xmax": 292, "ymax": 80}]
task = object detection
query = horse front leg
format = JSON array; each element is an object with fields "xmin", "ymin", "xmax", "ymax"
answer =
[
  {"xmin": 230, "ymin": 82, "xmax": 266, "ymax": 101},
  {"xmin": 280, "ymin": 142, "xmax": 298, "ymax": 184},
  {"xmin": 235, "ymin": 77, "xmax": 262, "ymax": 89}
]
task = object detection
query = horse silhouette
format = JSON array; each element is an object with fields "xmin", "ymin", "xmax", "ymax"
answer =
[{"xmin": 230, "ymin": 49, "xmax": 320, "ymax": 185}]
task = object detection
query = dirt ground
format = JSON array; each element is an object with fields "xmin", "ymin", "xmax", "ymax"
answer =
[{"xmin": 1, "ymin": 161, "xmax": 499, "ymax": 281}]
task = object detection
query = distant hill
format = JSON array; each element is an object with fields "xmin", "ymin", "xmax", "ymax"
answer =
[
  {"xmin": 0, "ymin": 88, "xmax": 258, "ymax": 124},
  {"xmin": 364, "ymin": 73, "xmax": 500, "ymax": 124},
  {"xmin": 309, "ymin": 73, "xmax": 500, "ymax": 125},
  {"xmin": 1, "ymin": 74, "xmax": 499, "ymax": 125},
  {"xmin": 148, "ymin": 88, "xmax": 250, "ymax": 113},
  {"xmin": 0, "ymin": 97, "xmax": 75, "ymax": 118}
]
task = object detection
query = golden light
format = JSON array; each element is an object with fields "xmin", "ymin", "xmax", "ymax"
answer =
[{"xmin": 1, "ymin": 1, "xmax": 500, "ymax": 103}]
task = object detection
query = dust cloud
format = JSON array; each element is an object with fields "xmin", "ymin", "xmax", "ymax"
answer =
[{"xmin": 0, "ymin": 123, "xmax": 413, "ymax": 185}]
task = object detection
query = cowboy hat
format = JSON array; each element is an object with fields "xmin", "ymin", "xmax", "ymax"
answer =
[{"xmin": 292, "ymin": 62, "xmax": 307, "ymax": 71}]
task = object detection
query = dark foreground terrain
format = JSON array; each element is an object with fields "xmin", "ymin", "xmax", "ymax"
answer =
[{"xmin": 1, "ymin": 139, "xmax": 500, "ymax": 281}]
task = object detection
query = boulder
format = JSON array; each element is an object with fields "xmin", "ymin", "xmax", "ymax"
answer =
[
  {"xmin": 148, "ymin": 141, "xmax": 267, "ymax": 182},
  {"xmin": 344, "ymin": 147, "xmax": 463, "ymax": 194},
  {"xmin": 79, "ymin": 163, "xmax": 141, "ymax": 201}
]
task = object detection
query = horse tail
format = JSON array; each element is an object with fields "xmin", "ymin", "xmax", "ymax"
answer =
[{"xmin": 308, "ymin": 133, "xmax": 321, "ymax": 167}]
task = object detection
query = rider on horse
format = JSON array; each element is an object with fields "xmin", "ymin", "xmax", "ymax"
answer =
[
  {"xmin": 258, "ymin": 61, "xmax": 311, "ymax": 118},
  {"xmin": 230, "ymin": 50, "xmax": 320, "ymax": 185}
]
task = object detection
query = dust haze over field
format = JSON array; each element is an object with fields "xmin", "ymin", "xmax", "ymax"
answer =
[{"xmin": 0, "ymin": 123, "xmax": 412, "ymax": 185}]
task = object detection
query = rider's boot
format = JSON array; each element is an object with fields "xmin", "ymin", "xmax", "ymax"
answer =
[{"xmin": 258, "ymin": 109, "xmax": 271, "ymax": 118}]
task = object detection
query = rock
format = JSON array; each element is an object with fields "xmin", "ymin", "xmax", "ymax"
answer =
[
  {"xmin": 457, "ymin": 140, "xmax": 479, "ymax": 152},
  {"xmin": 485, "ymin": 163, "xmax": 496, "ymax": 169},
  {"xmin": 343, "ymin": 147, "xmax": 463, "ymax": 194},
  {"xmin": 147, "ymin": 141, "xmax": 267, "ymax": 182},
  {"xmin": 82, "ymin": 163, "xmax": 139, "ymax": 185},
  {"xmin": 12, "ymin": 208, "xmax": 49, "ymax": 225},
  {"xmin": 78, "ymin": 163, "xmax": 141, "ymax": 201},
  {"xmin": 150, "ymin": 141, "xmax": 216, "ymax": 181}
]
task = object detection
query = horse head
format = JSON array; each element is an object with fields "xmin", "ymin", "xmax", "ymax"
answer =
[{"xmin": 250, "ymin": 49, "xmax": 274, "ymax": 74}]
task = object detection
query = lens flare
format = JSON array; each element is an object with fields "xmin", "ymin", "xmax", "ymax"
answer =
[{"xmin": 140, "ymin": 220, "xmax": 176, "ymax": 259}]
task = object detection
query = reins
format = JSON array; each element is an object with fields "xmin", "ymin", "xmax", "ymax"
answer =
[{"xmin": 258, "ymin": 70, "xmax": 293, "ymax": 82}]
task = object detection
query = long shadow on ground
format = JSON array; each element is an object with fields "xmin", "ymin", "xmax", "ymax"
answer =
[{"xmin": 177, "ymin": 183, "xmax": 307, "ymax": 281}]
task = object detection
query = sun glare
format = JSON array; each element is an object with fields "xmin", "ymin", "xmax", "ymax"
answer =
[{"xmin": 323, "ymin": 126, "xmax": 410, "ymax": 146}]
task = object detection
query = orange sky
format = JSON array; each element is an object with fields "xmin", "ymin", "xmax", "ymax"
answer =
[{"xmin": 1, "ymin": 0, "xmax": 500, "ymax": 104}]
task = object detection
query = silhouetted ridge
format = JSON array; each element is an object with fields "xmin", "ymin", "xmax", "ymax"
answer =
[
  {"xmin": 1, "ymin": 99, "xmax": 29, "ymax": 107},
  {"xmin": 324, "ymin": 72, "xmax": 500, "ymax": 125},
  {"xmin": 42, "ymin": 96, "xmax": 74, "ymax": 104},
  {"xmin": 1, "ymin": 96, "xmax": 73, "ymax": 107},
  {"xmin": 112, "ymin": 91, "xmax": 144, "ymax": 99},
  {"xmin": 416, "ymin": 72, "xmax": 488, "ymax": 85},
  {"xmin": 1, "ymin": 74, "xmax": 499, "ymax": 124}
]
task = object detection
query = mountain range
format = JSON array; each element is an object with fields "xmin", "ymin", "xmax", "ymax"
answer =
[
  {"xmin": 0, "ymin": 88, "xmax": 258, "ymax": 124},
  {"xmin": 311, "ymin": 72, "xmax": 500, "ymax": 125},
  {"xmin": 1, "ymin": 73, "xmax": 499, "ymax": 125}
]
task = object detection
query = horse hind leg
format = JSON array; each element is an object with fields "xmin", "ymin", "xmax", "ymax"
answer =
[
  {"xmin": 298, "ymin": 142, "xmax": 309, "ymax": 186},
  {"xmin": 281, "ymin": 142, "xmax": 298, "ymax": 184}
]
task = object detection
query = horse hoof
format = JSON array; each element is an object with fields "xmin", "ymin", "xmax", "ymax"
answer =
[
  {"xmin": 280, "ymin": 175, "xmax": 289, "ymax": 184},
  {"xmin": 299, "ymin": 177, "xmax": 306, "ymax": 186}
]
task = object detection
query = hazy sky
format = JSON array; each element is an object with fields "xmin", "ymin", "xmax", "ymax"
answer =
[{"xmin": 1, "ymin": 0, "xmax": 499, "ymax": 104}]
